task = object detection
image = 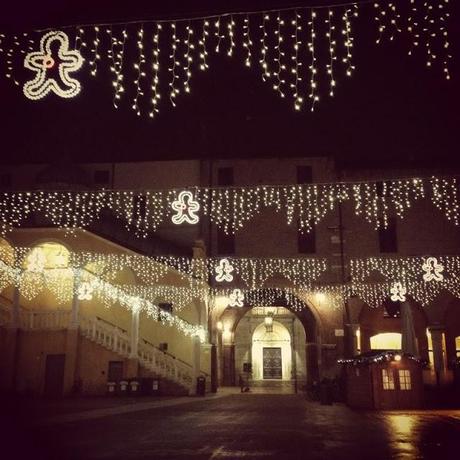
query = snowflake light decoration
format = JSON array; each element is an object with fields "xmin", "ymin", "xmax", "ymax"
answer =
[
  {"xmin": 390, "ymin": 282, "xmax": 407, "ymax": 302},
  {"xmin": 77, "ymin": 281, "xmax": 94, "ymax": 301},
  {"xmin": 215, "ymin": 258, "xmax": 234, "ymax": 282},
  {"xmin": 171, "ymin": 191, "xmax": 200, "ymax": 224},
  {"xmin": 229, "ymin": 288, "xmax": 244, "ymax": 307},
  {"xmin": 422, "ymin": 257, "xmax": 444, "ymax": 282},
  {"xmin": 23, "ymin": 30, "xmax": 84, "ymax": 100}
]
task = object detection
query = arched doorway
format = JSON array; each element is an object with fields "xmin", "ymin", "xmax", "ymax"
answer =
[
  {"xmin": 232, "ymin": 306, "xmax": 308, "ymax": 391},
  {"xmin": 251, "ymin": 319, "xmax": 292, "ymax": 381}
]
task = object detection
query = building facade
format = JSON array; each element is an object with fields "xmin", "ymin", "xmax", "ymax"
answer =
[{"xmin": 0, "ymin": 157, "xmax": 459, "ymax": 396}]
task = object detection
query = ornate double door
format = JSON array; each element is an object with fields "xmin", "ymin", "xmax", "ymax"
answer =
[{"xmin": 263, "ymin": 347, "xmax": 282, "ymax": 379}]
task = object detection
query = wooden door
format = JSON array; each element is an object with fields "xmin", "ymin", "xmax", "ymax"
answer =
[
  {"xmin": 44, "ymin": 354, "xmax": 66, "ymax": 398},
  {"xmin": 263, "ymin": 347, "xmax": 282, "ymax": 379}
]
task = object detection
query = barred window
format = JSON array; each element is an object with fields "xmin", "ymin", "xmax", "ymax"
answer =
[
  {"xmin": 382, "ymin": 368, "xmax": 395, "ymax": 390},
  {"xmin": 399, "ymin": 369, "xmax": 412, "ymax": 390}
]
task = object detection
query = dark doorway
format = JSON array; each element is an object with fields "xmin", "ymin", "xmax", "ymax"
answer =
[
  {"xmin": 108, "ymin": 361, "xmax": 124, "ymax": 382},
  {"xmin": 43, "ymin": 354, "xmax": 66, "ymax": 398},
  {"xmin": 263, "ymin": 347, "xmax": 282, "ymax": 379}
]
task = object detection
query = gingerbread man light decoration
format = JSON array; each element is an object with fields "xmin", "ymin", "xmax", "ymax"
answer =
[
  {"xmin": 215, "ymin": 258, "xmax": 234, "ymax": 282},
  {"xmin": 422, "ymin": 257, "xmax": 444, "ymax": 282},
  {"xmin": 23, "ymin": 30, "xmax": 84, "ymax": 100},
  {"xmin": 390, "ymin": 282, "xmax": 407, "ymax": 302},
  {"xmin": 171, "ymin": 191, "xmax": 200, "ymax": 224},
  {"xmin": 229, "ymin": 288, "xmax": 244, "ymax": 307}
]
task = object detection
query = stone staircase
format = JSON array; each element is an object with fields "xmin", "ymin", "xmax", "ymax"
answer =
[{"xmin": 0, "ymin": 297, "xmax": 196, "ymax": 394}]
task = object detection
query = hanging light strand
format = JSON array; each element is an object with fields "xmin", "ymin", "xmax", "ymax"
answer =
[
  {"xmin": 243, "ymin": 14, "xmax": 252, "ymax": 67},
  {"xmin": 199, "ymin": 19, "xmax": 209, "ymax": 70},
  {"xmin": 132, "ymin": 25, "xmax": 146, "ymax": 116},
  {"xmin": 290, "ymin": 10, "xmax": 303, "ymax": 110},
  {"xmin": 168, "ymin": 22, "xmax": 180, "ymax": 106},
  {"xmin": 183, "ymin": 21, "xmax": 194, "ymax": 93},
  {"xmin": 88, "ymin": 26, "xmax": 101, "ymax": 76},
  {"xmin": 273, "ymin": 12, "xmax": 286, "ymax": 98},
  {"xmin": 259, "ymin": 13, "xmax": 271, "ymax": 82},
  {"xmin": 111, "ymin": 27, "xmax": 127, "ymax": 108},
  {"xmin": 308, "ymin": 9, "xmax": 319, "ymax": 111},
  {"xmin": 227, "ymin": 14, "xmax": 236, "ymax": 57},
  {"xmin": 326, "ymin": 8, "xmax": 337, "ymax": 97},
  {"xmin": 149, "ymin": 23, "xmax": 162, "ymax": 118}
]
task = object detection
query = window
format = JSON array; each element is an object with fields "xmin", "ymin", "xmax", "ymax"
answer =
[
  {"xmin": 456, "ymin": 336, "xmax": 460, "ymax": 358},
  {"xmin": 379, "ymin": 217, "xmax": 398, "ymax": 253},
  {"xmin": 296, "ymin": 165, "xmax": 312, "ymax": 184},
  {"xmin": 0, "ymin": 173, "xmax": 12, "ymax": 189},
  {"xmin": 94, "ymin": 170, "xmax": 110, "ymax": 185},
  {"xmin": 427, "ymin": 329, "xmax": 434, "ymax": 367},
  {"xmin": 216, "ymin": 167, "xmax": 235, "ymax": 255},
  {"xmin": 298, "ymin": 224, "xmax": 316, "ymax": 254},
  {"xmin": 382, "ymin": 368, "xmax": 395, "ymax": 390},
  {"xmin": 108, "ymin": 361, "xmax": 124, "ymax": 382},
  {"xmin": 370, "ymin": 333, "xmax": 402, "ymax": 350},
  {"xmin": 217, "ymin": 167, "xmax": 234, "ymax": 186},
  {"xmin": 399, "ymin": 369, "xmax": 411, "ymax": 390}
]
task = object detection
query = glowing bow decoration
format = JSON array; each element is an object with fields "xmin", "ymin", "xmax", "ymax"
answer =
[
  {"xmin": 422, "ymin": 257, "xmax": 444, "ymax": 282},
  {"xmin": 215, "ymin": 258, "xmax": 234, "ymax": 282},
  {"xmin": 171, "ymin": 191, "xmax": 200, "ymax": 224},
  {"xmin": 23, "ymin": 30, "xmax": 84, "ymax": 100},
  {"xmin": 390, "ymin": 282, "xmax": 407, "ymax": 302},
  {"xmin": 229, "ymin": 288, "xmax": 244, "ymax": 307}
]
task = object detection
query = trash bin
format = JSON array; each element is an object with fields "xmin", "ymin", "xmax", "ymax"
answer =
[
  {"xmin": 129, "ymin": 380, "xmax": 140, "ymax": 395},
  {"xmin": 118, "ymin": 380, "xmax": 129, "ymax": 395},
  {"xmin": 106, "ymin": 381, "xmax": 116, "ymax": 395},
  {"xmin": 152, "ymin": 379, "xmax": 161, "ymax": 396},
  {"xmin": 196, "ymin": 376, "xmax": 206, "ymax": 396}
]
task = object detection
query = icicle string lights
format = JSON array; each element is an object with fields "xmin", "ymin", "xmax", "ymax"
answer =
[
  {"xmin": 0, "ymin": 176, "xmax": 458, "ymax": 237},
  {"xmin": 4, "ymin": 0, "xmax": 452, "ymax": 112}
]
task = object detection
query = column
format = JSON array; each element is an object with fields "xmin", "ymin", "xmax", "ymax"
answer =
[
  {"xmin": 126, "ymin": 307, "xmax": 140, "ymax": 378},
  {"xmin": 290, "ymin": 319, "xmax": 297, "ymax": 392},
  {"xmin": 401, "ymin": 301, "xmax": 418, "ymax": 356},
  {"xmin": 191, "ymin": 334, "xmax": 201, "ymax": 395},
  {"xmin": 63, "ymin": 270, "xmax": 80, "ymax": 395},
  {"xmin": 69, "ymin": 269, "xmax": 80, "ymax": 329},
  {"xmin": 0, "ymin": 286, "xmax": 20, "ymax": 391}
]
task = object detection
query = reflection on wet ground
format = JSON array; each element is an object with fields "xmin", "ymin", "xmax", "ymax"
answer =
[{"xmin": 3, "ymin": 394, "xmax": 460, "ymax": 459}]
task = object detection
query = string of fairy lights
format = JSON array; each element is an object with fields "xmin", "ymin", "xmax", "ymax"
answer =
[
  {"xmin": 0, "ymin": 0, "xmax": 452, "ymax": 117},
  {"xmin": 0, "ymin": 176, "xmax": 458, "ymax": 237},
  {"xmin": 1, "ymin": 246, "xmax": 460, "ymax": 317}
]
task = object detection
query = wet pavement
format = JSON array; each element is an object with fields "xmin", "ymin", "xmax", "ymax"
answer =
[{"xmin": 4, "ymin": 393, "xmax": 460, "ymax": 459}]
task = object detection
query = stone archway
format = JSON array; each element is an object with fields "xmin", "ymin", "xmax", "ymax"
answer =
[{"xmin": 215, "ymin": 290, "xmax": 318, "ymax": 390}]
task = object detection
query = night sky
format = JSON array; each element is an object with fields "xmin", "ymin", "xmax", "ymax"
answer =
[{"xmin": 0, "ymin": 0, "xmax": 458, "ymax": 169}]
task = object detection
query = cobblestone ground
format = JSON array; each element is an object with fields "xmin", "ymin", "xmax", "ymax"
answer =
[{"xmin": 4, "ymin": 394, "xmax": 460, "ymax": 459}]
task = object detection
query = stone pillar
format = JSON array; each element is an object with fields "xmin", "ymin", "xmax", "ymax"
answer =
[
  {"xmin": 401, "ymin": 301, "xmax": 418, "ymax": 356},
  {"xmin": 190, "ymin": 335, "xmax": 202, "ymax": 395},
  {"xmin": 63, "ymin": 272, "xmax": 81, "ymax": 395},
  {"xmin": 430, "ymin": 328, "xmax": 446, "ymax": 386},
  {"xmin": 305, "ymin": 342, "xmax": 319, "ymax": 385},
  {"xmin": 0, "ymin": 286, "xmax": 21, "ymax": 391},
  {"xmin": 126, "ymin": 307, "xmax": 140, "ymax": 378},
  {"xmin": 69, "ymin": 270, "xmax": 80, "ymax": 329},
  {"xmin": 210, "ymin": 343, "xmax": 218, "ymax": 393}
]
